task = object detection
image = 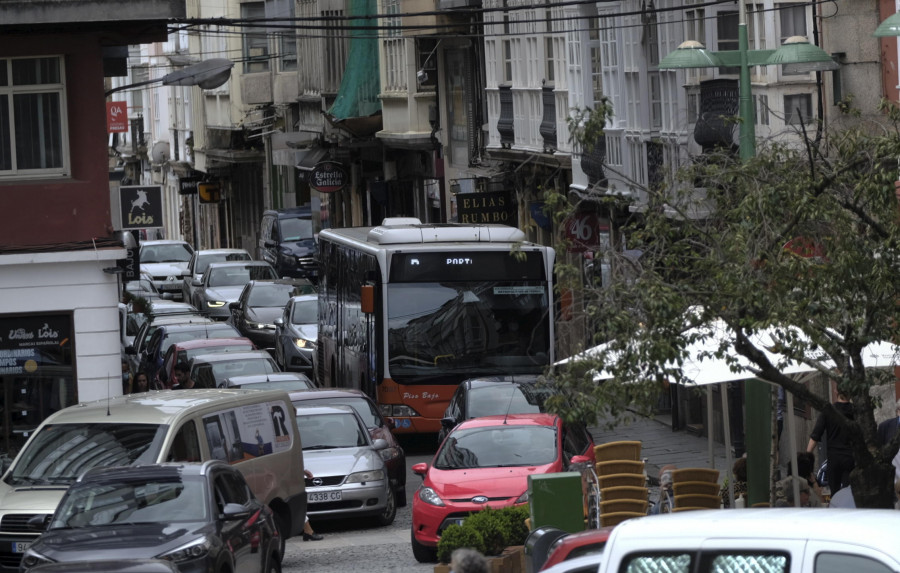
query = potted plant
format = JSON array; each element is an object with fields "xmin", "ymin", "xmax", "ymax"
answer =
[{"xmin": 434, "ymin": 505, "xmax": 530, "ymax": 573}]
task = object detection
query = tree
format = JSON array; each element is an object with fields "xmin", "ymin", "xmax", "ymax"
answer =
[{"xmin": 552, "ymin": 105, "xmax": 900, "ymax": 508}]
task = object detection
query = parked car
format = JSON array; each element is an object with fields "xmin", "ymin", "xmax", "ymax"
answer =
[
  {"xmin": 221, "ymin": 372, "xmax": 315, "ymax": 392},
  {"xmin": 258, "ymin": 207, "xmax": 318, "ymax": 281},
  {"xmin": 229, "ymin": 279, "xmax": 316, "ymax": 348},
  {"xmin": 188, "ymin": 350, "xmax": 280, "ymax": 388},
  {"xmin": 290, "ymin": 389, "xmax": 406, "ymax": 507},
  {"xmin": 156, "ymin": 337, "xmax": 256, "ymax": 389},
  {"xmin": 295, "ymin": 404, "xmax": 395, "ymax": 526},
  {"xmin": 139, "ymin": 240, "xmax": 194, "ymax": 301},
  {"xmin": 410, "ymin": 413, "xmax": 595, "ymax": 562},
  {"xmin": 541, "ymin": 527, "xmax": 613, "ymax": 571},
  {"xmin": 540, "ymin": 553, "xmax": 605, "ymax": 573},
  {"xmin": 439, "ymin": 375, "xmax": 555, "ymax": 443},
  {"xmin": 138, "ymin": 322, "xmax": 242, "ymax": 382},
  {"xmin": 28, "ymin": 559, "xmax": 180, "ymax": 573},
  {"xmin": 124, "ymin": 273, "xmax": 170, "ymax": 301},
  {"xmin": 273, "ymin": 294, "xmax": 317, "ymax": 373},
  {"xmin": 191, "ymin": 261, "xmax": 278, "ymax": 320},
  {"xmin": 20, "ymin": 461, "xmax": 282, "ymax": 573},
  {"xmin": 181, "ymin": 248, "xmax": 252, "ymax": 304}
]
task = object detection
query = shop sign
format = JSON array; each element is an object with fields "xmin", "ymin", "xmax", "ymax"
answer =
[
  {"xmin": 179, "ymin": 176, "xmax": 202, "ymax": 195},
  {"xmin": 119, "ymin": 185, "xmax": 163, "ymax": 230},
  {"xmin": 0, "ymin": 315, "xmax": 71, "ymax": 376},
  {"xmin": 564, "ymin": 212, "xmax": 606, "ymax": 253},
  {"xmin": 107, "ymin": 101, "xmax": 128, "ymax": 133},
  {"xmin": 309, "ymin": 161, "xmax": 348, "ymax": 193},
  {"xmin": 457, "ymin": 191, "xmax": 516, "ymax": 225}
]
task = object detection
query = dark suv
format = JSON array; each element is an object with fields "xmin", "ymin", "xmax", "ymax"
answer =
[{"xmin": 258, "ymin": 207, "xmax": 318, "ymax": 281}]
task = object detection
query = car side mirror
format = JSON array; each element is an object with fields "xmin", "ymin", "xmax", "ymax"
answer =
[
  {"xmin": 569, "ymin": 454, "xmax": 592, "ymax": 469},
  {"xmin": 264, "ymin": 239, "xmax": 277, "ymax": 248},
  {"xmin": 125, "ymin": 346, "xmax": 136, "ymax": 355},
  {"xmin": 191, "ymin": 279, "xmax": 202, "ymax": 287},
  {"xmin": 440, "ymin": 416, "xmax": 457, "ymax": 430},
  {"xmin": 160, "ymin": 293, "xmax": 174, "ymax": 300},
  {"xmin": 229, "ymin": 302, "xmax": 240, "ymax": 310},
  {"xmin": 411, "ymin": 462, "xmax": 428, "ymax": 476},
  {"xmin": 372, "ymin": 438, "xmax": 388, "ymax": 450},
  {"xmin": 274, "ymin": 318, "xmax": 283, "ymax": 327},
  {"xmin": 222, "ymin": 502, "xmax": 250, "ymax": 520},
  {"xmin": 181, "ymin": 269, "xmax": 190, "ymax": 277},
  {"xmin": 27, "ymin": 514, "xmax": 50, "ymax": 532}
]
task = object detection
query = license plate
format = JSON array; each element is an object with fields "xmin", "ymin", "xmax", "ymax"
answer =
[
  {"xmin": 308, "ymin": 490, "xmax": 342, "ymax": 503},
  {"xmin": 11, "ymin": 542, "xmax": 29, "ymax": 554}
]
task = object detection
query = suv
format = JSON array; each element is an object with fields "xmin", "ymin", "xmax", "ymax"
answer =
[{"xmin": 258, "ymin": 207, "xmax": 318, "ymax": 281}]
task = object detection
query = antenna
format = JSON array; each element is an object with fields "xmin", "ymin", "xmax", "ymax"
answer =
[
  {"xmin": 107, "ymin": 372, "xmax": 112, "ymax": 416},
  {"xmin": 502, "ymin": 383, "xmax": 517, "ymax": 425}
]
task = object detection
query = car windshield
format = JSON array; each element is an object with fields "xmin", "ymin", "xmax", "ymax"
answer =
[
  {"xmin": 433, "ymin": 425, "xmax": 557, "ymax": 469},
  {"xmin": 278, "ymin": 217, "xmax": 313, "ymax": 242},
  {"xmin": 248, "ymin": 283, "xmax": 301, "ymax": 307},
  {"xmin": 163, "ymin": 326, "xmax": 241, "ymax": 353},
  {"xmin": 238, "ymin": 379, "xmax": 313, "ymax": 391},
  {"xmin": 296, "ymin": 412, "xmax": 367, "ymax": 449},
  {"xmin": 141, "ymin": 244, "xmax": 192, "ymax": 264},
  {"xmin": 290, "ymin": 300, "xmax": 317, "ymax": 324},
  {"xmin": 194, "ymin": 359, "xmax": 277, "ymax": 387},
  {"xmin": 6, "ymin": 424, "xmax": 167, "ymax": 486},
  {"xmin": 208, "ymin": 265, "xmax": 276, "ymax": 287},
  {"xmin": 51, "ymin": 473, "xmax": 207, "ymax": 528},
  {"xmin": 468, "ymin": 384, "xmax": 551, "ymax": 419},
  {"xmin": 197, "ymin": 252, "xmax": 250, "ymax": 275},
  {"xmin": 293, "ymin": 396, "xmax": 380, "ymax": 428},
  {"xmin": 178, "ymin": 344, "xmax": 253, "ymax": 364}
]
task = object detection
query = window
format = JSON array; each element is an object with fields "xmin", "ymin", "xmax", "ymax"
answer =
[
  {"xmin": 241, "ymin": 2, "xmax": 270, "ymax": 73},
  {"xmin": 755, "ymin": 94, "xmax": 770, "ymax": 125},
  {"xmin": 784, "ymin": 93, "xmax": 812, "ymax": 126},
  {"xmin": 815, "ymin": 552, "xmax": 894, "ymax": 573},
  {"xmin": 779, "ymin": 4, "xmax": 809, "ymax": 75},
  {"xmin": 0, "ymin": 56, "xmax": 68, "ymax": 178},
  {"xmin": 717, "ymin": 11, "xmax": 739, "ymax": 74}
]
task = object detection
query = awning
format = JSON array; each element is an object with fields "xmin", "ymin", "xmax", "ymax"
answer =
[{"xmin": 294, "ymin": 148, "xmax": 328, "ymax": 172}]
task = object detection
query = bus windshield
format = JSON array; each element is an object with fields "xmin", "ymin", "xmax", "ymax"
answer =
[{"xmin": 386, "ymin": 281, "xmax": 550, "ymax": 380}]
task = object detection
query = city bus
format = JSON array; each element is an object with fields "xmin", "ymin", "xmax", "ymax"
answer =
[{"xmin": 315, "ymin": 218, "xmax": 555, "ymax": 435}]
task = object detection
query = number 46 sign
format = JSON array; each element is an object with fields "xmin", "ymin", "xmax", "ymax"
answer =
[{"xmin": 563, "ymin": 213, "xmax": 606, "ymax": 253}]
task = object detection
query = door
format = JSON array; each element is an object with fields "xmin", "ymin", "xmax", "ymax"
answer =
[{"xmin": 212, "ymin": 469, "xmax": 261, "ymax": 573}]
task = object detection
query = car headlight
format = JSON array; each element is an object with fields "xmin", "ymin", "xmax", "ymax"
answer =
[
  {"xmin": 294, "ymin": 338, "xmax": 314, "ymax": 349},
  {"xmin": 158, "ymin": 537, "xmax": 211, "ymax": 563},
  {"xmin": 21, "ymin": 549, "xmax": 55, "ymax": 569},
  {"xmin": 345, "ymin": 469, "xmax": 385, "ymax": 484},
  {"xmin": 515, "ymin": 490, "xmax": 529, "ymax": 504},
  {"xmin": 207, "ymin": 301, "xmax": 226, "ymax": 308},
  {"xmin": 379, "ymin": 446, "xmax": 400, "ymax": 461},
  {"xmin": 418, "ymin": 486, "xmax": 445, "ymax": 507}
]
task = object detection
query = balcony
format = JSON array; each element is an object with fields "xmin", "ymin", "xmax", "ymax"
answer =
[
  {"xmin": 693, "ymin": 79, "xmax": 738, "ymax": 153},
  {"xmin": 497, "ymin": 84, "xmax": 514, "ymax": 149},
  {"xmin": 539, "ymin": 83, "xmax": 557, "ymax": 153},
  {"xmin": 580, "ymin": 135, "xmax": 607, "ymax": 188}
]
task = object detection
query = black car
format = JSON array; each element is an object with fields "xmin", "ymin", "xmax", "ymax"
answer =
[
  {"xmin": 257, "ymin": 207, "xmax": 318, "ymax": 282},
  {"xmin": 21, "ymin": 461, "xmax": 281, "ymax": 573},
  {"xmin": 138, "ymin": 322, "xmax": 241, "ymax": 383},
  {"xmin": 438, "ymin": 375, "xmax": 555, "ymax": 443},
  {"xmin": 229, "ymin": 279, "xmax": 315, "ymax": 349}
]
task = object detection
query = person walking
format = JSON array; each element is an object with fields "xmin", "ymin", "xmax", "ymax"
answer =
[
  {"xmin": 876, "ymin": 402, "xmax": 900, "ymax": 448},
  {"xmin": 807, "ymin": 392, "xmax": 855, "ymax": 495},
  {"xmin": 131, "ymin": 371, "xmax": 151, "ymax": 393},
  {"xmin": 302, "ymin": 470, "xmax": 323, "ymax": 541},
  {"xmin": 172, "ymin": 362, "xmax": 197, "ymax": 390}
]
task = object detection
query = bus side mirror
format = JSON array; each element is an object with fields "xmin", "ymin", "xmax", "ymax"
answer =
[{"xmin": 360, "ymin": 284, "xmax": 374, "ymax": 314}]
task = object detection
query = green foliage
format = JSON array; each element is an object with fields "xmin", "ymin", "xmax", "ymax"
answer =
[
  {"xmin": 436, "ymin": 523, "xmax": 485, "ymax": 564},
  {"xmin": 493, "ymin": 504, "xmax": 531, "ymax": 547},
  {"xmin": 567, "ymin": 102, "xmax": 614, "ymax": 154}
]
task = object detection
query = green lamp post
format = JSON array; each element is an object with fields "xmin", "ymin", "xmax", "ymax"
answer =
[{"xmin": 874, "ymin": 12, "xmax": 900, "ymax": 36}]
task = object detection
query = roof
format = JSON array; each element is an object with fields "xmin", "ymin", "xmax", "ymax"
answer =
[
  {"xmin": 465, "ymin": 375, "xmax": 542, "ymax": 387},
  {"xmin": 196, "ymin": 248, "xmax": 250, "ymax": 255},
  {"xmin": 289, "ymin": 388, "xmax": 367, "ymax": 401},
  {"xmin": 225, "ymin": 373, "xmax": 311, "ymax": 384},
  {"xmin": 171, "ymin": 337, "xmax": 253, "ymax": 350},
  {"xmin": 266, "ymin": 206, "xmax": 311, "ymax": 218},
  {"xmin": 79, "ymin": 462, "xmax": 215, "ymax": 484},
  {"xmin": 456, "ymin": 413, "xmax": 559, "ymax": 429},
  {"xmin": 295, "ymin": 404, "xmax": 357, "ymax": 416},
  {"xmin": 140, "ymin": 240, "xmax": 190, "ymax": 246},
  {"xmin": 206, "ymin": 261, "xmax": 274, "ymax": 269},
  {"xmin": 608, "ymin": 509, "xmax": 900, "ymax": 552},
  {"xmin": 41, "ymin": 389, "xmax": 291, "ymax": 426},
  {"xmin": 189, "ymin": 350, "xmax": 275, "ymax": 365},
  {"xmin": 160, "ymin": 322, "xmax": 235, "ymax": 334}
]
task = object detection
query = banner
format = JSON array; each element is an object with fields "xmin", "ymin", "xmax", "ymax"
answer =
[{"xmin": 107, "ymin": 101, "xmax": 128, "ymax": 133}]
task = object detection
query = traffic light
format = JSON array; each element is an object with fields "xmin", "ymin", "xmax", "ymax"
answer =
[{"xmin": 198, "ymin": 183, "xmax": 221, "ymax": 203}]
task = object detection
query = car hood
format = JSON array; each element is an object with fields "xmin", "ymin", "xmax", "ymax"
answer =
[
  {"xmin": 141, "ymin": 262, "xmax": 189, "ymax": 276},
  {"xmin": 204, "ymin": 285, "xmax": 245, "ymax": 302},
  {"xmin": 303, "ymin": 447, "xmax": 383, "ymax": 476},
  {"xmin": 288, "ymin": 324, "xmax": 318, "ymax": 341},
  {"xmin": 281, "ymin": 239, "xmax": 317, "ymax": 258},
  {"xmin": 32, "ymin": 522, "xmax": 211, "ymax": 557},
  {"xmin": 426, "ymin": 466, "xmax": 552, "ymax": 498},
  {"xmin": 247, "ymin": 307, "xmax": 281, "ymax": 325},
  {"xmin": 0, "ymin": 481, "xmax": 68, "ymax": 513}
]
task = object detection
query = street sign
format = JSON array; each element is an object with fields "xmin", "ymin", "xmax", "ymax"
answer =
[
  {"xmin": 199, "ymin": 183, "xmax": 222, "ymax": 203},
  {"xmin": 309, "ymin": 161, "xmax": 348, "ymax": 193},
  {"xmin": 179, "ymin": 176, "xmax": 202, "ymax": 195},
  {"xmin": 119, "ymin": 185, "xmax": 163, "ymax": 230}
]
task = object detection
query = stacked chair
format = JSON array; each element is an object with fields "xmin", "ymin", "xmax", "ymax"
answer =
[
  {"xmin": 670, "ymin": 468, "xmax": 721, "ymax": 511},
  {"xmin": 593, "ymin": 441, "xmax": 648, "ymax": 527}
]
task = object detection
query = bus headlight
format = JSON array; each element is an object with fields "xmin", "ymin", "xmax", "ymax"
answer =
[{"xmin": 380, "ymin": 405, "xmax": 420, "ymax": 417}]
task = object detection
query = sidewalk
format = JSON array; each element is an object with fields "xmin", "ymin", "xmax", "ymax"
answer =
[{"xmin": 588, "ymin": 413, "xmax": 730, "ymax": 501}]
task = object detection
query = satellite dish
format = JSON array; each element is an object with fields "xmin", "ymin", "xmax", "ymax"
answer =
[{"xmin": 150, "ymin": 141, "xmax": 170, "ymax": 164}]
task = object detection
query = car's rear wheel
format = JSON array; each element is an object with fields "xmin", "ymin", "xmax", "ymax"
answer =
[
  {"xmin": 411, "ymin": 529, "xmax": 437, "ymax": 563},
  {"xmin": 376, "ymin": 487, "xmax": 396, "ymax": 526}
]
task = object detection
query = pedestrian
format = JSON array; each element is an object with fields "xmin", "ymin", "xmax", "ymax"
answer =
[
  {"xmin": 774, "ymin": 452, "xmax": 823, "ymax": 507},
  {"xmin": 720, "ymin": 456, "xmax": 748, "ymax": 508},
  {"xmin": 649, "ymin": 464, "xmax": 676, "ymax": 514},
  {"xmin": 807, "ymin": 391, "xmax": 855, "ymax": 495},
  {"xmin": 876, "ymin": 402, "xmax": 900, "ymax": 448},
  {"xmin": 172, "ymin": 362, "xmax": 196, "ymax": 390},
  {"xmin": 449, "ymin": 547, "xmax": 488, "ymax": 573},
  {"xmin": 131, "ymin": 370, "xmax": 150, "ymax": 393},
  {"xmin": 302, "ymin": 469, "xmax": 323, "ymax": 541}
]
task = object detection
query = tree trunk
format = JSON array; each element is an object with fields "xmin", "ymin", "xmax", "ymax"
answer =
[{"xmin": 850, "ymin": 461, "xmax": 895, "ymax": 508}]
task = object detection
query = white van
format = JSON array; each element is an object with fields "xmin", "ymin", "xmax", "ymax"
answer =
[{"xmin": 0, "ymin": 389, "xmax": 305, "ymax": 570}]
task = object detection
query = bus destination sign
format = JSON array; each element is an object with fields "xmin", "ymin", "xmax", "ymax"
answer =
[{"xmin": 310, "ymin": 161, "xmax": 348, "ymax": 193}]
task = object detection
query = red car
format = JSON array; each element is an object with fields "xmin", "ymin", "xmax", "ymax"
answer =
[
  {"xmin": 410, "ymin": 413, "xmax": 595, "ymax": 562},
  {"xmin": 155, "ymin": 336, "xmax": 255, "ymax": 389},
  {"xmin": 540, "ymin": 527, "xmax": 614, "ymax": 571}
]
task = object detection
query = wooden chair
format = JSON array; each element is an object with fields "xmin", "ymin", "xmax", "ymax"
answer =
[
  {"xmin": 672, "ymin": 481, "xmax": 719, "ymax": 497},
  {"xmin": 599, "ymin": 511, "xmax": 645, "ymax": 527},
  {"xmin": 593, "ymin": 440, "xmax": 642, "ymax": 462},
  {"xmin": 752, "ymin": 502, "xmax": 771, "ymax": 508},
  {"xmin": 600, "ymin": 499, "xmax": 648, "ymax": 515},
  {"xmin": 595, "ymin": 460, "xmax": 644, "ymax": 477},
  {"xmin": 671, "ymin": 468, "xmax": 719, "ymax": 484},
  {"xmin": 597, "ymin": 473, "xmax": 646, "ymax": 489},
  {"xmin": 672, "ymin": 506, "xmax": 712, "ymax": 512},
  {"xmin": 600, "ymin": 486, "xmax": 648, "ymax": 502},
  {"xmin": 673, "ymin": 493, "xmax": 720, "ymax": 509}
]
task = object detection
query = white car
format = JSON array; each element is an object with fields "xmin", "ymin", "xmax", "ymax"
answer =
[
  {"xmin": 140, "ymin": 240, "xmax": 194, "ymax": 300},
  {"xmin": 181, "ymin": 248, "xmax": 251, "ymax": 304}
]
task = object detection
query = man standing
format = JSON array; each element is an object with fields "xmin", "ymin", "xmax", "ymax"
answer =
[
  {"xmin": 172, "ymin": 362, "xmax": 196, "ymax": 390},
  {"xmin": 877, "ymin": 402, "xmax": 900, "ymax": 448},
  {"xmin": 807, "ymin": 392, "xmax": 855, "ymax": 495}
]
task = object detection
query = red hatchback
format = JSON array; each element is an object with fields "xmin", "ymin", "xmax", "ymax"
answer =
[
  {"xmin": 155, "ymin": 336, "xmax": 255, "ymax": 389},
  {"xmin": 410, "ymin": 413, "xmax": 595, "ymax": 562}
]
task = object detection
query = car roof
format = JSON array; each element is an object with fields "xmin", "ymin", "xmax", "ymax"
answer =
[
  {"xmin": 80, "ymin": 461, "xmax": 221, "ymax": 483},
  {"xmin": 456, "ymin": 413, "xmax": 559, "ymax": 429},
  {"xmin": 295, "ymin": 404, "xmax": 358, "ymax": 417},
  {"xmin": 171, "ymin": 337, "xmax": 253, "ymax": 350},
  {"xmin": 196, "ymin": 248, "xmax": 249, "ymax": 255},
  {"xmin": 189, "ymin": 350, "xmax": 275, "ymax": 364},
  {"xmin": 267, "ymin": 206, "xmax": 311, "ymax": 218},
  {"xmin": 206, "ymin": 261, "xmax": 273, "ymax": 269},
  {"xmin": 141, "ymin": 315, "xmax": 211, "ymax": 327},
  {"xmin": 225, "ymin": 373, "xmax": 310, "ymax": 384},
  {"xmin": 247, "ymin": 278, "xmax": 313, "ymax": 287},
  {"xmin": 465, "ymin": 375, "xmax": 542, "ymax": 388},
  {"xmin": 288, "ymin": 294, "xmax": 317, "ymax": 303},
  {"xmin": 609, "ymin": 508, "xmax": 900, "ymax": 549},
  {"xmin": 160, "ymin": 322, "xmax": 235, "ymax": 333},
  {"xmin": 289, "ymin": 388, "xmax": 367, "ymax": 401},
  {"xmin": 140, "ymin": 240, "xmax": 191, "ymax": 246},
  {"xmin": 40, "ymin": 389, "xmax": 291, "ymax": 425}
]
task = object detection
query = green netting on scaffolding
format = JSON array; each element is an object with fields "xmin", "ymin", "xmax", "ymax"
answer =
[{"xmin": 327, "ymin": 0, "xmax": 381, "ymax": 120}]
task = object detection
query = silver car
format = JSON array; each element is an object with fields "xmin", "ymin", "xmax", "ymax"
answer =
[
  {"xmin": 188, "ymin": 350, "xmax": 280, "ymax": 388},
  {"xmin": 273, "ymin": 294, "xmax": 318, "ymax": 373},
  {"xmin": 139, "ymin": 240, "xmax": 194, "ymax": 300},
  {"xmin": 296, "ymin": 405, "xmax": 396, "ymax": 526},
  {"xmin": 181, "ymin": 248, "xmax": 251, "ymax": 304},
  {"xmin": 191, "ymin": 261, "xmax": 277, "ymax": 320}
]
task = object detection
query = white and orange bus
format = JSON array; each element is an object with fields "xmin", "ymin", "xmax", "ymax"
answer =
[{"xmin": 315, "ymin": 218, "xmax": 555, "ymax": 435}]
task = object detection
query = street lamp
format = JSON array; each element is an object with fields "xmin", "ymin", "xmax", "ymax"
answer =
[
  {"xmin": 659, "ymin": 4, "xmax": 837, "ymax": 161},
  {"xmin": 105, "ymin": 58, "xmax": 234, "ymax": 97},
  {"xmin": 874, "ymin": 12, "xmax": 900, "ymax": 36}
]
